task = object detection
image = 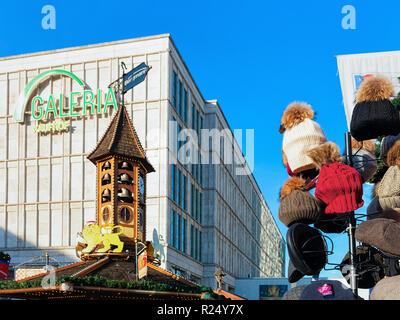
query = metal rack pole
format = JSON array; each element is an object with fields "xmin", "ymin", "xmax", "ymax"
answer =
[{"xmin": 345, "ymin": 132, "xmax": 358, "ymax": 296}]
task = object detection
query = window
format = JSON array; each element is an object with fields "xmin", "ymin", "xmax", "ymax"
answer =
[
  {"xmin": 171, "ymin": 164, "xmax": 176, "ymax": 201},
  {"xmin": 183, "ymin": 175, "xmax": 187, "ymax": 211},
  {"xmin": 119, "ymin": 207, "xmax": 133, "ymax": 223},
  {"xmin": 177, "ymin": 168, "xmax": 181, "ymax": 205},
  {"xmin": 177, "ymin": 80, "xmax": 182, "ymax": 116},
  {"xmin": 183, "ymin": 89, "xmax": 188, "ymax": 123},
  {"xmin": 177, "ymin": 214, "xmax": 181, "ymax": 250},
  {"xmin": 182, "ymin": 217, "xmax": 186, "ymax": 253},
  {"xmin": 102, "ymin": 207, "xmax": 110, "ymax": 222},
  {"xmin": 190, "ymin": 225, "xmax": 194, "ymax": 257},
  {"xmin": 172, "ymin": 71, "xmax": 177, "ymax": 108},
  {"xmin": 170, "ymin": 210, "xmax": 176, "ymax": 247}
]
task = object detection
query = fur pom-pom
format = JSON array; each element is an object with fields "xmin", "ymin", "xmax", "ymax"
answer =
[
  {"xmin": 356, "ymin": 76, "xmax": 394, "ymax": 102},
  {"xmin": 351, "ymin": 138, "xmax": 376, "ymax": 154},
  {"xmin": 280, "ymin": 102, "xmax": 314, "ymax": 132},
  {"xmin": 307, "ymin": 142, "xmax": 342, "ymax": 168},
  {"xmin": 386, "ymin": 139, "xmax": 400, "ymax": 166},
  {"xmin": 279, "ymin": 176, "xmax": 307, "ymax": 200},
  {"xmin": 282, "ymin": 150, "xmax": 288, "ymax": 167}
]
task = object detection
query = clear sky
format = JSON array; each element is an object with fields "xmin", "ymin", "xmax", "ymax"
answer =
[{"xmin": 0, "ymin": 0, "xmax": 396, "ymax": 278}]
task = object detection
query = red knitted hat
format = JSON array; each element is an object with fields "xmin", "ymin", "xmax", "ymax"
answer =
[{"xmin": 315, "ymin": 162, "xmax": 364, "ymax": 214}]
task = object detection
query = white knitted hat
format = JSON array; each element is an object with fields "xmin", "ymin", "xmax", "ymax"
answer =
[{"xmin": 282, "ymin": 118, "xmax": 327, "ymax": 173}]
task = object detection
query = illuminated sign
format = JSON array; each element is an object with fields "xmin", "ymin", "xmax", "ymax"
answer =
[{"xmin": 13, "ymin": 69, "xmax": 118, "ymax": 131}]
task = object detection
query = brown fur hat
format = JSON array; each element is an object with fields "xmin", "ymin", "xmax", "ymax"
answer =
[
  {"xmin": 306, "ymin": 142, "xmax": 342, "ymax": 169},
  {"xmin": 279, "ymin": 176, "xmax": 307, "ymax": 200},
  {"xmin": 279, "ymin": 102, "xmax": 314, "ymax": 133},
  {"xmin": 385, "ymin": 139, "xmax": 400, "ymax": 167},
  {"xmin": 351, "ymin": 138, "xmax": 375, "ymax": 154},
  {"xmin": 356, "ymin": 76, "xmax": 394, "ymax": 102}
]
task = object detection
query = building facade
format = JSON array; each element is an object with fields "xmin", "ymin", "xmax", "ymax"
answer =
[{"xmin": 0, "ymin": 34, "xmax": 284, "ymax": 289}]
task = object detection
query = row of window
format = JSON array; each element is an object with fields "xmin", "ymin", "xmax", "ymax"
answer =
[
  {"xmin": 172, "ymin": 71, "xmax": 188, "ymax": 123},
  {"xmin": 170, "ymin": 164, "xmax": 202, "ymax": 223},
  {"xmin": 170, "ymin": 209, "xmax": 187, "ymax": 253}
]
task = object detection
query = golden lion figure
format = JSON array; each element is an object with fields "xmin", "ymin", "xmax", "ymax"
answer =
[{"xmin": 80, "ymin": 223, "xmax": 124, "ymax": 254}]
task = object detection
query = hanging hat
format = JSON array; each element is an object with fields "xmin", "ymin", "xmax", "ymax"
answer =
[
  {"xmin": 350, "ymin": 76, "xmax": 400, "ymax": 141},
  {"xmin": 340, "ymin": 245, "xmax": 385, "ymax": 289},
  {"xmin": 355, "ymin": 218, "xmax": 400, "ymax": 257},
  {"xmin": 315, "ymin": 162, "xmax": 364, "ymax": 214},
  {"xmin": 342, "ymin": 139, "xmax": 377, "ymax": 182},
  {"xmin": 299, "ymin": 280, "xmax": 360, "ymax": 300},
  {"xmin": 314, "ymin": 212, "xmax": 348, "ymax": 234},
  {"xmin": 281, "ymin": 285, "xmax": 308, "ymax": 300},
  {"xmin": 370, "ymin": 275, "xmax": 400, "ymax": 300},
  {"xmin": 278, "ymin": 177, "xmax": 325, "ymax": 227},
  {"xmin": 288, "ymin": 259, "xmax": 305, "ymax": 283},
  {"xmin": 280, "ymin": 102, "xmax": 327, "ymax": 174},
  {"xmin": 286, "ymin": 223, "xmax": 327, "ymax": 276},
  {"xmin": 377, "ymin": 165, "xmax": 400, "ymax": 210},
  {"xmin": 380, "ymin": 133, "xmax": 400, "ymax": 166}
]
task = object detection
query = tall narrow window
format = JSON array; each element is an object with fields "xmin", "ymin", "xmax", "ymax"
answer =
[
  {"xmin": 182, "ymin": 217, "xmax": 187, "ymax": 253},
  {"xmin": 177, "ymin": 168, "xmax": 181, "ymax": 205},
  {"xmin": 170, "ymin": 210, "xmax": 175, "ymax": 247},
  {"xmin": 190, "ymin": 225, "xmax": 194, "ymax": 258},
  {"xmin": 172, "ymin": 71, "xmax": 177, "ymax": 108},
  {"xmin": 177, "ymin": 80, "xmax": 182, "ymax": 116},
  {"xmin": 177, "ymin": 214, "xmax": 181, "ymax": 250},
  {"xmin": 171, "ymin": 165, "xmax": 176, "ymax": 201},
  {"xmin": 191, "ymin": 184, "xmax": 195, "ymax": 218},
  {"xmin": 183, "ymin": 89, "xmax": 188, "ymax": 123},
  {"xmin": 195, "ymin": 228, "xmax": 199, "ymax": 261},
  {"xmin": 199, "ymin": 231, "xmax": 202, "ymax": 262},
  {"xmin": 199, "ymin": 192, "xmax": 202, "ymax": 224},
  {"xmin": 183, "ymin": 175, "xmax": 187, "ymax": 211}
]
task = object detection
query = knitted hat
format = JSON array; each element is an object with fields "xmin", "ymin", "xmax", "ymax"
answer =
[
  {"xmin": 281, "ymin": 285, "xmax": 308, "ymax": 300},
  {"xmin": 286, "ymin": 223, "xmax": 327, "ymax": 276},
  {"xmin": 355, "ymin": 218, "xmax": 400, "ymax": 257},
  {"xmin": 288, "ymin": 259, "xmax": 305, "ymax": 283},
  {"xmin": 280, "ymin": 102, "xmax": 327, "ymax": 174},
  {"xmin": 377, "ymin": 165, "xmax": 400, "ymax": 210},
  {"xmin": 370, "ymin": 275, "xmax": 400, "ymax": 300},
  {"xmin": 340, "ymin": 245, "xmax": 385, "ymax": 289},
  {"xmin": 314, "ymin": 212, "xmax": 348, "ymax": 234},
  {"xmin": 279, "ymin": 177, "xmax": 325, "ymax": 227},
  {"xmin": 299, "ymin": 280, "xmax": 359, "ymax": 300},
  {"xmin": 385, "ymin": 139, "xmax": 400, "ymax": 167},
  {"xmin": 315, "ymin": 162, "xmax": 364, "ymax": 214},
  {"xmin": 380, "ymin": 133, "xmax": 400, "ymax": 166},
  {"xmin": 350, "ymin": 76, "xmax": 400, "ymax": 141}
]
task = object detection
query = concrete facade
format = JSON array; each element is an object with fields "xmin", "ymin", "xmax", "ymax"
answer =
[{"xmin": 0, "ymin": 34, "xmax": 284, "ymax": 288}]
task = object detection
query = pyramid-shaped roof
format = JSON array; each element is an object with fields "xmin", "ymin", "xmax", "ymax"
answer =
[{"xmin": 87, "ymin": 105, "xmax": 155, "ymax": 173}]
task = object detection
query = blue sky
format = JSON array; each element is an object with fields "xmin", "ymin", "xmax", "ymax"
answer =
[{"xmin": 0, "ymin": 0, "xmax": 397, "ymax": 278}]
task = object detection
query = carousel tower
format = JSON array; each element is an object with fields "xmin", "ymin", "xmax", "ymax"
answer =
[{"xmin": 87, "ymin": 105, "xmax": 154, "ymax": 247}]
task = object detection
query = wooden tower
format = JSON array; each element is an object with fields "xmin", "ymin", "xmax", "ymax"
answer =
[{"xmin": 87, "ymin": 105, "xmax": 154, "ymax": 247}]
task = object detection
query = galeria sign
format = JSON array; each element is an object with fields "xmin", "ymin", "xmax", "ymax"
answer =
[{"xmin": 13, "ymin": 69, "xmax": 118, "ymax": 130}]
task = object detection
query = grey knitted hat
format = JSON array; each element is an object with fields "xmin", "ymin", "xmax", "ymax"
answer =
[
  {"xmin": 370, "ymin": 275, "xmax": 400, "ymax": 300},
  {"xmin": 355, "ymin": 218, "xmax": 400, "ymax": 256},
  {"xmin": 279, "ymin": 190, "xmax": 325, "ymax": 227},
  {"xmin": 350, "ymin": 149, "xmax": 377, "ymax": 182},
  {"xmin": 378, "ymin": 166, "xmax": 400, "ymax": 210},
  {"xmin": 281, "ymin": 285, "xmax": 308, "ymax": 300}
]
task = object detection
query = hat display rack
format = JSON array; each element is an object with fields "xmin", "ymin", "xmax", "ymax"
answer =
[{"xmin": 279, "ymin": 76, "xmax": 400, "ymax": 299}]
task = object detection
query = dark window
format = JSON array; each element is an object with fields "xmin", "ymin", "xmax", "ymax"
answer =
[{"xmin": 120, "ymin": 207, "xmax": 133, "ymax": 223}]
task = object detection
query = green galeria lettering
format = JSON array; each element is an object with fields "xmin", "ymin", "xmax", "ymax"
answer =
[
  {"xmin": 103, "ymin": 87, "xmax": 118, "ymax": 112},
  {"xmin": 44, "ymin": 94, "xmax": 58, "ymax": 119},
  {"xmin": 58, "ymin": 94, "xmax": 68, "ymax": 118},
  {"xmin": 69, "ymin": 92, "xmax": 81, "ymax": 117},
  {"xmin": 83, "ymin": 90, "xmax": 95, "ymax": 115},
  {"xmin": 32, "ymin": 96, "xmax": 44, "ymax": 120}
]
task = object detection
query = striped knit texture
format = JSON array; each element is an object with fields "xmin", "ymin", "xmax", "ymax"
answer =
[
  {"xmin": 315, "ymin": 163, "xmax": 364, "ymax": 214},
  {"xmin": 350, "ymin": 100, "xmax": 400, "ymax": 141},
  {"xmin": 377, "ymin": 165, "xmax": 400, "ymax": 210},
  {"xmin": 282, "ymin": 118, "xmax": 327, "ymax": 173}
]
